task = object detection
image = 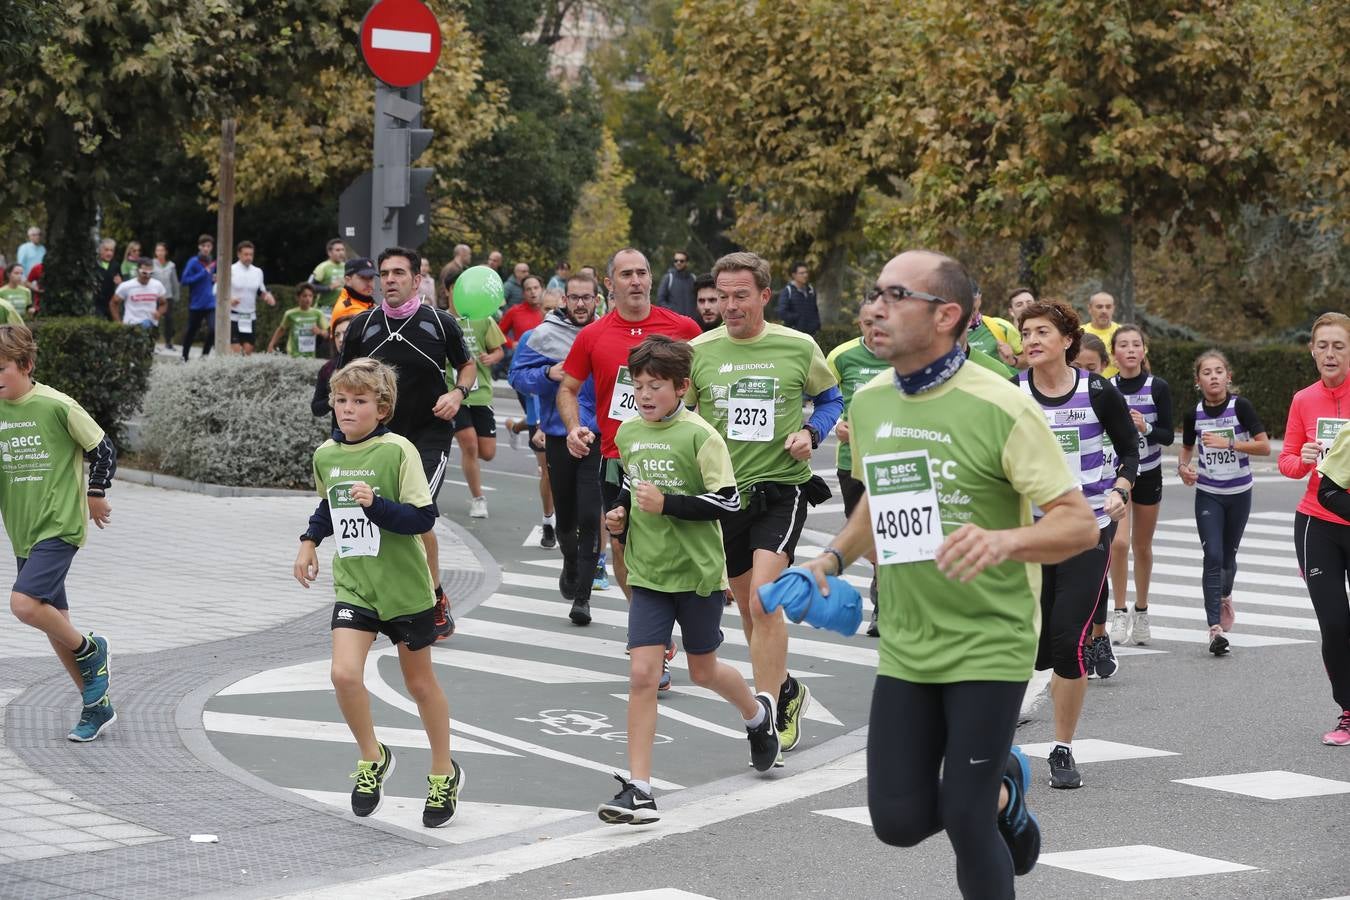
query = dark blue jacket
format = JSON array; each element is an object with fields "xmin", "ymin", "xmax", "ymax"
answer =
[
  {"xmin": 777, "ymin": 282, "xmax": 820, "ymax": 335},
  {"xmin": 180, "ymin": 256, "xmax": 216, "ymax": 311},
  {"xmin": 509, "ymin": 327, "xmax": 597, "ymax": 438}
]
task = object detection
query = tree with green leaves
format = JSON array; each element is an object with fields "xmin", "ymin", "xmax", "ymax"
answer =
[{"xmin": 568, "ymin": 128, "xmax": 634, "ymax": 269}]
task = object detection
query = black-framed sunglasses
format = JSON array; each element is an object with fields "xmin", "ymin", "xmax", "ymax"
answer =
[{"xmin": 864, "ymin": 284, "xmax": 952, "ymax": 306}]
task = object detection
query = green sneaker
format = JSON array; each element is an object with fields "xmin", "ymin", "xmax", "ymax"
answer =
[
  {"xmin": 67, "ymin": 696, "xmax": 116, "ymax": 742},
  {"xmin": 423, "ymin": 760, "xmax": 466, "ymax": 828},
  {"xmin": 350, "ymin": 742, "xmax": 395, "ymax": 817},
  {"xmin": 776, "ymin": 679, "xmax": 812, "ymax": 752}
]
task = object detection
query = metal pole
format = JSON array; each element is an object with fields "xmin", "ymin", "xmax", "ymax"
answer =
[
  {"xmin": 370, "ymin": 82, "xmax": 401, "ymax": 264},
  {"xmin": 214, "ymin": 116, "xmax": 236, "ymax": 355}
]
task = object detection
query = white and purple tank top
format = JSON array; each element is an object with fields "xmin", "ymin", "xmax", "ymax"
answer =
[
  {"xmin": 1195, "ymin": 396, "xmax": 1252, "ymax": 495},
  {"xmin": 1020, "ymin": 370, "xmax": 1113, "ymax": 528},
  {"xmin": 1112, "ymin": 374, "xmax": 1161, "ymax": 473}
]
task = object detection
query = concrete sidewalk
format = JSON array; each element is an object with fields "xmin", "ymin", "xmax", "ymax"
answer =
[{"xmin": 0, "ymin": 480, "xmax": 496, "ymax": 899}]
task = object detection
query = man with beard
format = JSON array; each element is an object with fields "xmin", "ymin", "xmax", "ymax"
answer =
[{"xmin": 693, "ymin": 273, "xmax": 722, "ymax": 331}]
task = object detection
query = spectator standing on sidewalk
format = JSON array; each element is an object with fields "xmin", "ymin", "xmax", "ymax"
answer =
[
  {"xmin": 776, "ymin": 261, "xmax": 820, "ymax": 336},
  {"xmin": 179, "ymin": 235, "xmax": 217, "ymax": 360},
  {"xmin": 655, "ymin": 251, "xmax": 696, "ymax": 319},
  {"xmin": 328, "ymin": 257, "xmax": 378, "ymax": 335},
  {"xmin": 150, "ymin": 242, "xmax": 180, "ymax": 351},
  {"xmin": 16, "ymin": 226, "xmax": 44, "ymax": 278},
  {"xmin": 93, "ymin": 238, "xmax": 121, "ymax": 321},
  {"xmin": 503, "ymin": 262, "xmax": 529, "ymax": 308}
]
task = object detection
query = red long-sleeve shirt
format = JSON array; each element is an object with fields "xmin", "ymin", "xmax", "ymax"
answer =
[
  {"xmin": 1279, "ymin": 377, "xmax": 1350, "ymax": 525},
  {"xmin": 499, "ymin": 303, "xmax": 544, "ymax": 350}
]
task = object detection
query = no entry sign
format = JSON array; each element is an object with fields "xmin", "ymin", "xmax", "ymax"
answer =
[{"xmin": 360, "ymin": 0, "xmax": 441, "ymax": 88}]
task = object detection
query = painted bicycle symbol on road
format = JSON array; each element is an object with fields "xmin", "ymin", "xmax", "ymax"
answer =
[{"xmin": 516, "ymin": 708, "xmax": 673, "ymax": 744}]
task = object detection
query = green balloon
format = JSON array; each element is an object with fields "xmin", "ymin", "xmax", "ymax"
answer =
[{"xmin": 453, "ymin": 265, "xmax": 505, "ymax": 319}]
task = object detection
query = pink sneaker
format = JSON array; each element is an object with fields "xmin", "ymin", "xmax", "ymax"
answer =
[
  {"xmin": 1322, "ymin": 711, "xmax": 1350, "ymax": 746},
  {"xmin": 1219, "ymin": 596, "xmax": 1235, "ymax": 632}
]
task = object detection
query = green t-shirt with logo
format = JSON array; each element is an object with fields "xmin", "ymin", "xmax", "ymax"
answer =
[
  {"xmin": 0, "ymin": 298, "xmax": 22, "ymax": 326},
  {"xmin": 456, "ymin": 316, "xmax": 506, "ymax": 406},
  {"xmin": 616, "ymin": 407, "xmax": 735, "ymax": 596},
  {"xmin": 0, "ymin": 382, "xmax": 106, "ymax": 557},
  {"xmin": 690, "ymin": 322, "xmax": 837, "ymax": 489},
  {"xmin": 281, "ymin": 307, "xmax": 325, "ymax": 358},
  {"xmin": 0, "ymin": 286, "xmax": 32, "ymax": 318},
  {"xmin": 848, "ymin": 361, "xmax": 1077, "ymax": 683},
  {"xmin": 311, "ymin": 260, "xmax": 346, "ymax": 308},
  {"xmin": 826, "ymin": 336, "xmax": 890, "ymax": 471},
  {"xmin": 312, "ymin": 431, "xmax": 435, "ymax": 619}
]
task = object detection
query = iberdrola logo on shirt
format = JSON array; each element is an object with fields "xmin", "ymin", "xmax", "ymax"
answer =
[{"xmin": 330, "ymin": 467, "xmax": 378, "ymax": 478}]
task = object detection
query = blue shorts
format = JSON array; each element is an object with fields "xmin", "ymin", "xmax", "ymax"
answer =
[
  {"xmin": 14, "ymin": 538, "xmax": 78, "ymax": 610},
  {"xmin": 627, "ymin": 585, "xmax": 725, "ymax": 655}
]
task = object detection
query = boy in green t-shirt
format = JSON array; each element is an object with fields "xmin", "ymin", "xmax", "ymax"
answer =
[
  {"xmin": 0, "ymin": 325, "xmax": 118, "ymax": 742},
  {"xmin": 598, "ymin": 335, "xmax": 779, "ymax": 826},
  {"xmin": 293, "ymin": 358, "xmax": 464, "ymax": 828},
  {"xmin": 267, "ymin": 282, "xmax": 327, "ymax": 358}
]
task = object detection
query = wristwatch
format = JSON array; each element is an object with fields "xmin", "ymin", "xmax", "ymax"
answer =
[
  {"xmin": 805, "ymin": 425, "xmax": 821, "ymax": 449},
  {"xmin": 1110, "ymin": 487, "xmax": 1130, "ymax": 505},
  {"xmin": 454, "ymin": 384, "xmax": 471, "ymax": 398},
  {"xmin": 299, "ymin": 533, "xmax": 319, "ymax": 544}
]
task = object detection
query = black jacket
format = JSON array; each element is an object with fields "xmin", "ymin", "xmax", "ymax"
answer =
[
  {"xmin": 777, "ymin": 282, "xmax": 820, "ymax": 335},
  {"xmin": 656, "ymin": 267, "xmax": 696, "ymax": 319}
]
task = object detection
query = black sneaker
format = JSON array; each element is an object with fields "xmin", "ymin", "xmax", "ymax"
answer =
[
  {"xmin": 1090, "ymin": 635, "xmax": 1118, "ymax": 679},
  {"xmin": 569, "ymin": 598, "xmax": 592, "ymax": 626},
  {"xmin": 1047, "ymin": 745, "xmax": 1081, "ymax": 789},
  {"xmin": 559, "ymin": 567, "xmax": 578, "ymax": 601},
  {"xmin": 746, "ymin": 693, "xmax": 780, "ymax": 772},
  {"xmin": 597, "ymin": 774, "xmax": 658, "ymax": 825},
  {"xmin": 866, "ymin": 573, "xmax": 879, "ymax": 636},
  {"xmin": 1209, "ymin": 628, "xmax": 1231, "ymax": 656},
  {"xmin": 998, "ymin": 747, "xmax": 1041, "ymax": 875},
  {"xmin": 540, "ymin": 524, "xmax": 557, "ymax": 549},
  {"xmin": 351, "ymin": 743, "xmax": 395, "ymax": 816},
  {"xmin": 423, "ymin": 760, "xmax": 465, "ymax": 828},
  {"xmin": 433, "ymin": 587, "xmax": 454, "ymax": 641},
  {"xmin": 1082, "ymin": 638, "xmax": 1098, "ymax": 679}
]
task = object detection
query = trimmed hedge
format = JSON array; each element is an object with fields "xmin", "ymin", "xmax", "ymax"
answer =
[
  {"xmin": 140, "ymin": 354, "xmax": 328, "ymax": 489},
  {"xmin": 31, "ymin": 317, "xmax": 155, "ymax": 447}
]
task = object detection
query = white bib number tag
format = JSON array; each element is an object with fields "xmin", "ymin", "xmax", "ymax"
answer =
[
  {"xmin": 1201, "ymin": 428, "xmax": 1239, "ymax": 476},
  {"xmin": 329, "ymin": 483, "xmax": 380, "ymax": 558},
  {"xmin": 727, "ymin": 376, "xmax": 776, "ymax": 442},
  {"xmin": 298, "ymin": 334, "xmax": 316, "ymax": 354},
  {"xmin": 608, "ymin": 366, "xmax": 638, "ymax": 422},
  {"xmin": 863, "ymin": 450, "xmax": 943, "ymax": 565},
  {"xmin": 1317, "ymin": 418, "xmax": 1348, "ymax": 459},
  {"xmin": 238, "ymin": 317, "xmax": 253, "ymax": 334}
]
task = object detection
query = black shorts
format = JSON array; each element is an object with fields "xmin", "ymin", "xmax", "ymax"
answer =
[
  {"xmin": 414, "ymin": 439, "xmax": 449, "ymax": 503},
  {"xmin": 452, "ymin": 404, "xmax": 497, "ymax": 439},
  {"xmin": 600, "ymin": 456, "xmax": 629, "ymax": 544},
  {"xmin": 838, "ymin": 468, "xmax": 866, "ymax": 519},
  {"xmin": 14, "ymin": 538, "xmax": 78, "ymax": 611},
  {"xmin": 721, "ymin": 481, "xmax": 810, "ymax": 579},
  {"xmin": 627, "ymin": 585, "xmax": 725, "ymax": 654},
  {"xmin": 1131, "ymin": 466, "xmax": 1163, "ymax": 506},
  {"xmin": 331, "ymin": 601, "xmax": 437, "ymax": 651},
  {"xmin": 229, "ymin": 319, "xmax": 259, "ymax": 345}
]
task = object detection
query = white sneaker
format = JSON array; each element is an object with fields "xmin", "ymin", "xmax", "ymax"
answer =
[
  {"xmin": 469, "ymin": 496, "xmax": 489, "ymax": 518},
  {"xmin": 1131, "ymin": 608, "xmax": 1151, "ymax": 644},
  {"xmin": 1110, "ymin": 608, "xmax": 1130, "ymax": 645}
]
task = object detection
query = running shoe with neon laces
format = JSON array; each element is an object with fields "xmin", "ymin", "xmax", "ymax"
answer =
[
  {"xmin": 998, "ymin": 746, "xmax": 1041, "ymax": 875},
  {"xmin": 1110, "ymin": 608, "xmax": 1130, "ymax": 645},
  {"xmin": 540, "ymin": 523, "xmax": 557, "ymax": 549},
  {"xmin": 597, "ymin": 774, "xmax": 658, "ymax": 825},
  {"xmin": 433, "ymin": 587, "xmax": 454, "ymax": 640},
  {"xmin": 1090, "ymin": 635, "xmax": 1118, "ymax": 679},
  {"xmin": 75, "ymin": 634, "xmax": 110, "ymax": 707},
  {"xmin": 67, "ymin": 696, "xmax": 116, "ymax": 742},
  {"xmin": 350, "ymin": 743, "xmax": 395, "ymax": 817},
  {"xmin": 1219, "ymin": 595, "xmax": 1235, "ymax": 632},
  {"xmin": 423, "ymin": 760, "xmax": 465, "ymax": 828},
  {"xmin": 593, "ymin": 558, "xmax": 610, "ymax": 592},
  {"xmin": 1131, "ymin": 607, "xmax": 1152, "ymax": 644},
  {"xmin": 469, "ymin": 496, "xmax": 489, "ymax": 519},
  {"xmin": 746, "ymin": 693, "xmax": 780, "ymax": 772},
  {"xmin": 1047, "ymin": 744, "xmax": 1081, "ymax": 789},
  {"xmin": 1322, "ymin": 711, "xmax": 1350, "ymax": 746},
  {"xmin": 776, "ymin": 677, "xmax": 811, "ymax": 752},
  {"xmin": 1208, "ymin": 624, "xmax": 1230, "ymax": 656}
]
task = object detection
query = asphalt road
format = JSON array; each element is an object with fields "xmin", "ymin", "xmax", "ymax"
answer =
[{"xmin": 208, "ymin": 401, "xmax": 1349, "ymax": 900}]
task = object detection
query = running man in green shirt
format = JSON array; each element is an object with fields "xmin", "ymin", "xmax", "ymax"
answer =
[
  {"xmin": 798, "ymin": 250, "xmax": 1097, "ymax": 896},
  {"xmin": 311, "ymin": 238, "xmax": 348, "ymax": 311},
  {"xmin": 448, "ymin": 283, "xmax": 507, "ymax": 517},
  {"xmin": 0, "ymin": 325, "xmax": 118, "ymax": 742},
  {"xmin": 688, "ymin": 251, "xmax": 844, "ymax": 758},
  {"xmin": 294, "ymin": 358, "xmax": 464, "ymax": 828},
  {"xmin": 598, "ymin": 335, "xmax": 779, "ymax": 825},
  {"xmin": 267, "ymin": 283, "xmax": 327, "ymax": 357}
]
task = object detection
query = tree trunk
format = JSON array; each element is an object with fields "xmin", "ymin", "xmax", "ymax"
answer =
[
  {"xmin": 1018, "ymin": 235, "xmax": 1044, "ymax": 295},
  {"xmin": 214, "ymin": 117, "xmax": 236, "ymax": 355},
  {"xmin": 813, "ymin": 189, "xmax": 861, "ymax": 325},
  {"xmin": 1099, "ymin": 216, "xmax": 1136, "ymax": 323},
  {"xmin": 39, "ymin": 117, "xmax": 96, "ymax": 317}
]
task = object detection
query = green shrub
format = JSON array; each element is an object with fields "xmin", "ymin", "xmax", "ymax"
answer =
[
  {"xmin": 1147, "ymin": 339, "xmax": 1313, "ymax": 439},
  {"xmin": 140, "ymin": 354, "xmax": 328, "ymax": 489},
  {"xmin": 816, "ymin": 323, "xmax": 861, "ymax": 355},
  {"xmin": 30, "ymin": 317, "xmax": 155, "ymax": 447}
]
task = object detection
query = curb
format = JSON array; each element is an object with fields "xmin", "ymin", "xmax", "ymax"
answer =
[{"xmin": 116, "ymin": 466, "xmax": 311, "ymax": 498}]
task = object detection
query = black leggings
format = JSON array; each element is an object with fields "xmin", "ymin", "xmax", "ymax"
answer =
[
  {"xmin": 1196, "ymin": 490, "xmax": 1251, "ymax": 627},
  {"xmin": 868, "ymin": 675, "xmax": 1026, "ymax": 900},
  {"xmin": 1295, "ymin": 512, "xmax": 1350, "ymax": 711},
  {"xmin": 544, "ymin": 435, "xmax": 602, "ymax": 602},
  {"xmin": 181, "ymin": 307, "xmax": 215, "ymax": 360},
  {"xmin": 1036, "ymin": 522, "xmax": 1114, "ymax": 678}
]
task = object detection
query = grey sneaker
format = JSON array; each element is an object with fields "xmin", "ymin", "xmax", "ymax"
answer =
[
  {"xmin": 1131, "ymin": 608, "xmax": 1151, "ymax": 644},
  {"xmin": 1109, "ymin": 608, "xmax": 1130, "ymax": 645},
  {"xmin": 1047, "ymin": 745, "xmax": 1082, "ymax": 789}
]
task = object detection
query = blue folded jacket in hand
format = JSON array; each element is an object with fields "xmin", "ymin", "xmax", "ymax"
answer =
[{"xmin": 758, "ymin": 566, "xmax": 863, "ymax": 637}]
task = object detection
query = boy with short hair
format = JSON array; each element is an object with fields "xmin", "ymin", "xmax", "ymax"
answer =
[
  {"xmin": 268, "ymin": 282, "xmax": 327, "ymax": 358},
  {"xmin": 598, "ymin": 335, "xmax": 779, "ymax": 825},
  {"xmin": 293, "ymin": 358, "xmax": 464, "ymax": 827},
  {"xmin": 0, "ymin": 324, "xmax": 118, "ymax": 741}
]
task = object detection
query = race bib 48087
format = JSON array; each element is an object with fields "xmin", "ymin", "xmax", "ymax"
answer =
[{"xmin": 863, "ymin": 450, "xmax": 943, "ymax": 565}]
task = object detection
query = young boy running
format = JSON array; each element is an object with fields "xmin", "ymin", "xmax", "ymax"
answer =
[
  {"xmin": 293, "ymin": 358, "xmax": 464, "ymax": 828},
  {"xmin": 598, "ymin": 335, "xmax": 779, "ymax": 825},
  {"xmin": 267, "ymin": 282, "xmax": 327, "ymax": 358},
  {"xmin": 0, "ymin": 325, "xmax": 117, "ymax": 741}
]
